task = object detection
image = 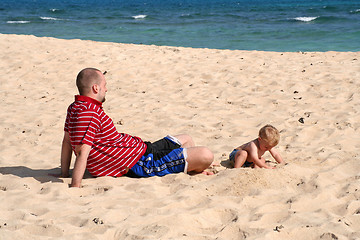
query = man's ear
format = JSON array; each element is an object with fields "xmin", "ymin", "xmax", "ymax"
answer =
[{"xmin": 92, "ymin": 84, "xmax": 99, "ymax": 94}]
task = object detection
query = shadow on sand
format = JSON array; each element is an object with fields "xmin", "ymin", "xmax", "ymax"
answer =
[{"xmin": 0, "ymin": 166, "xmax": 64, "ymax": 183}]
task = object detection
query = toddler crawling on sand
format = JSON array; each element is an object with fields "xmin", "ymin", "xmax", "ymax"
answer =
[{"xmin": 229, "ymin": 124, "xmax": 284, "ymax": 169}]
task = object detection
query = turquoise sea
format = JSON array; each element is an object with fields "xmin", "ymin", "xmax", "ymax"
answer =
[{"xmin": 1, "ymin": 0, "xmax": 359, "ymax": 51}]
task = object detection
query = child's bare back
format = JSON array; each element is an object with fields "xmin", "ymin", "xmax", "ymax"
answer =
[{"xmin": 229, "ymin": 125, "xmax": 284, "ymax": 169}]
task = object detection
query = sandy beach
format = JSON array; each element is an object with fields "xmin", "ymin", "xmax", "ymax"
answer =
[{"xmin": 0, "ymin": 34, "xmax": 359, "ymax": 239}]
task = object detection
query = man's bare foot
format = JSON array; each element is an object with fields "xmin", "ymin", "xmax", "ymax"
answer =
[
  {"xmin": 202, "ymin": 171, "xmax": 214, "ymax": 175},
  {"xmin": 210, "ymin": 161, "xmax": 220, "ymax": 167}
]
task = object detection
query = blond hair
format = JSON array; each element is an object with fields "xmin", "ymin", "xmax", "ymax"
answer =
[{"xmin": 259, "ymin": 124, "xmax": 280, "ymax": 147}]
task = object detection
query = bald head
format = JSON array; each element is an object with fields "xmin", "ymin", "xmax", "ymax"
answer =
[{"xmin": 76, "ymin": 68, "xmax": 103, "ymax": 96}]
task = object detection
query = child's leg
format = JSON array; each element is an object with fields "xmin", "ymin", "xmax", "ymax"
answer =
[
  {"xmin": 253, "ymin": 157, "xmax": 266, "ymax": 168},
  {"xmin": 234, "ymin": 150, "xmax": 248, "ymax": 168}
]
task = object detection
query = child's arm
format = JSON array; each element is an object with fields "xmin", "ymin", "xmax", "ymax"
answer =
[
  {"xmin": 247, "ymin": 143, "xmax": 274, "ymax": 169},
  {"xmin": 269, "ymin": 148, "xmax": 284, "ymax": 164}
]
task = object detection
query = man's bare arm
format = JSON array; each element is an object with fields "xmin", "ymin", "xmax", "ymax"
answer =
[
  {"xmin": 61, "ymin": 131, "xmax": 72, "ymax": 177},
  {"xmin": 71, "ymin": 144, "xmax": 91, "ymax": 188}
]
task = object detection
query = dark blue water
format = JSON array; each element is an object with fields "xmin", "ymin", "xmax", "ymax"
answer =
[{"xmin": 1, "ymin": 0, "xmax": 359, "ymax": 51}]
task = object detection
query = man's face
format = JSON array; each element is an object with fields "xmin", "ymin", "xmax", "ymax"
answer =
[{"xmin": 98, "ymin": 74, "xmax": 108, "ymax": 103}]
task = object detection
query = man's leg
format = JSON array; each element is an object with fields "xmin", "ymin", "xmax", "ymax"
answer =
[
  {"xmin": 185, "ymin": 146, "xmax": 213, "ymax": 173},
  {"xmin": 173, "ymin": 134, "xmax": 195, "ymax": 148},
  {"xmin": 150, "ymin": 134, "xmax": 213, "ymax": 174},
  {"xmin": 173, "ymin": 134, "xmax": 213, "ymax": 173}
]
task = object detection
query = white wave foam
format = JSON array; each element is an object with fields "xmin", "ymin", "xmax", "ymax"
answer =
[
  {"xmin": 7, "ymin": 21, "xmax": 30, "ymax": 24},
  {"xmin": 350, "ymin": 9, "xmax": 360, "ymax": 13},
  {"xmin": 40, "ymin": 17, "xmax": 60, "ymax": 21},
  {"xmin": 50, "ymin": 8, "xmax": 59, "ymax": 12},
  {"xmin": 294, "ymin": 16, "xmax": 319, "ymax": 22},
  {"xmin": 132, "ymin": 15, "xmax": 147, "ymax": 19}
]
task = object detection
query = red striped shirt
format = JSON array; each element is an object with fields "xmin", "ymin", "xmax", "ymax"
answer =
[{"xmin": 64, "ymin": 95, "xmax": 147, "ymax": 177}]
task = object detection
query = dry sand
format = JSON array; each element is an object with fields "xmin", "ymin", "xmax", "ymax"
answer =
[{"xmin": 0, "ymin": 34, "xmax": 359, "ymax": 239}]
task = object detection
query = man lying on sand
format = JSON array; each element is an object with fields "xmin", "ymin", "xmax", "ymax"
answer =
[
  {"xmin": 229, "ymin": 124, "xmax": 284, "ymax": 169},
  {"xmin": 60, "ymin": 68, "xmax": 214, "ymax": 187}
]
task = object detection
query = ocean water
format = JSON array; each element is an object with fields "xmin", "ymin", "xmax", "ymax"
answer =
[{"xmin": 0, "ymin": 0, "xmax": 359, "ymax": 52}]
